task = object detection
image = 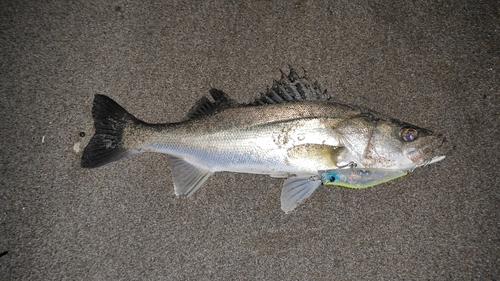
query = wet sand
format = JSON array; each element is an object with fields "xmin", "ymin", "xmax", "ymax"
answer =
[{"xmin": 1, "ymin": 1, "xmax": 498, "ymax": 279}]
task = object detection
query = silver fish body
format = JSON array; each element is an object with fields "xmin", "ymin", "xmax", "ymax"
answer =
[
  {"xmin": 81, "ymin": 69, "xmax": 452, "ymax": 213},
  {"xmin": 126, "ymin": 101, "xmax": 355, "ymax": 176}
]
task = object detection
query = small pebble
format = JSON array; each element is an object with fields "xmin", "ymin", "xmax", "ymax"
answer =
[{"xmin": 73, "ymin": 142, "xmax": 81, "ymax": 153}]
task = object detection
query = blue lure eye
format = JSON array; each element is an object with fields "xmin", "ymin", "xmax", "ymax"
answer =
[{"xmin": 400, "ymin": 127, "xmax": 418, "ymax": 142}]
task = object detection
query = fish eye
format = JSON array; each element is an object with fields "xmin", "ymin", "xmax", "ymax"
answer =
[{"xmin": 400, "ymin": 127, "xmax": 418, "ymax": 142}]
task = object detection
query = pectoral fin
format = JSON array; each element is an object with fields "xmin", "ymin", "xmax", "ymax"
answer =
[
  {"xmin": 287, "ymin": 145, "xmax": 346, "ymax": 167},
  {"xmin": 281, "ymin": 176, "xmax": 322, "ymax": 213},
  {"xmin": 167, "ymin": 156, "xmax": 213, "ymax": 196}
]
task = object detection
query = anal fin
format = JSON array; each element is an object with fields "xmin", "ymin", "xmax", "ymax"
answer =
[
  {"xmin": 281, "ymin": 176, "xmax": 322, "ymax": 214},
  {"xmin": 167, "ymin": 156, "xmax": 213, "ymax": 196}
]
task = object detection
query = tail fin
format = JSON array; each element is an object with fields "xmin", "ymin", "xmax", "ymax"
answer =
[{"xmin": 81, "ymin": 95, "xmax": 139, "ymax": 168}]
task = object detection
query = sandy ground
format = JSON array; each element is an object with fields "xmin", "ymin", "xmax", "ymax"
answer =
[{"xmin": 1, "ymin": 0, "xmax": 499, "ymax": 279}]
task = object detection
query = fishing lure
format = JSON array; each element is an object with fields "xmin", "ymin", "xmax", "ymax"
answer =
[{"xmin": 318, "ymin": 169, "xmax": 408, "ymax": 189}]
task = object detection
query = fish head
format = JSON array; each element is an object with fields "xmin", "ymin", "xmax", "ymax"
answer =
[
  {"xmin": 337, "ymin": 114, "xmax": 452, "ymax": 171},
  {"xmin": 366, "ymin": 118, "xmax": 453, "ymax": 170}
]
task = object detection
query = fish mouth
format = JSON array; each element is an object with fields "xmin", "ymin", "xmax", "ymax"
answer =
[
  {"xmin": 414, "ymin": 155, "xmax": 446, "ymax": 170},
  {"xmin": 405, "ymin": 134, "xmax": 453, "ymax": 169},
  {"xmin": 429, "ymin": 155, "xmax": 446, "ymax": 164}
]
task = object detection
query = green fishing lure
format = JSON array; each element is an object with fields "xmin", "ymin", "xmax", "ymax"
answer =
[{"xmin": 319, "ymin": 169, "xmax": 408, "ymax": 189}]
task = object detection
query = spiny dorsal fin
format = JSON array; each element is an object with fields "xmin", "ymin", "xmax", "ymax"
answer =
[
  {"xmin": 187, "ymin": 68, "xmax": 331, "ymax": 119},
  {"xmin": 186, "ymin": 88, "xmax": 236, "ymax": 119},
  {"xmin": 250, "ymin": 68, "xmax": 330, "ymax": 105}
]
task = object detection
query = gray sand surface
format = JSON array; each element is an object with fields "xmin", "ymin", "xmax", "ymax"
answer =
[{"xmin": 1, "ymin": 1, "xmax": 499, "ymax": 279}]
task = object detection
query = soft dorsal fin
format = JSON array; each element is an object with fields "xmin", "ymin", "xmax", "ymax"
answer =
[
  {"xmin": 186, "ymin": 88, "xmax": 236, "ymax": 119},
  {"xmin": 250, "ymin": 68, "xmax": 331, "ymax": 105}
]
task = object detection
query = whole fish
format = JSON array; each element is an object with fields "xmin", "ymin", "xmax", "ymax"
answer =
[{"xmin": 81, "ymin": 69, "xmax": 452, "ymax": 213}]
